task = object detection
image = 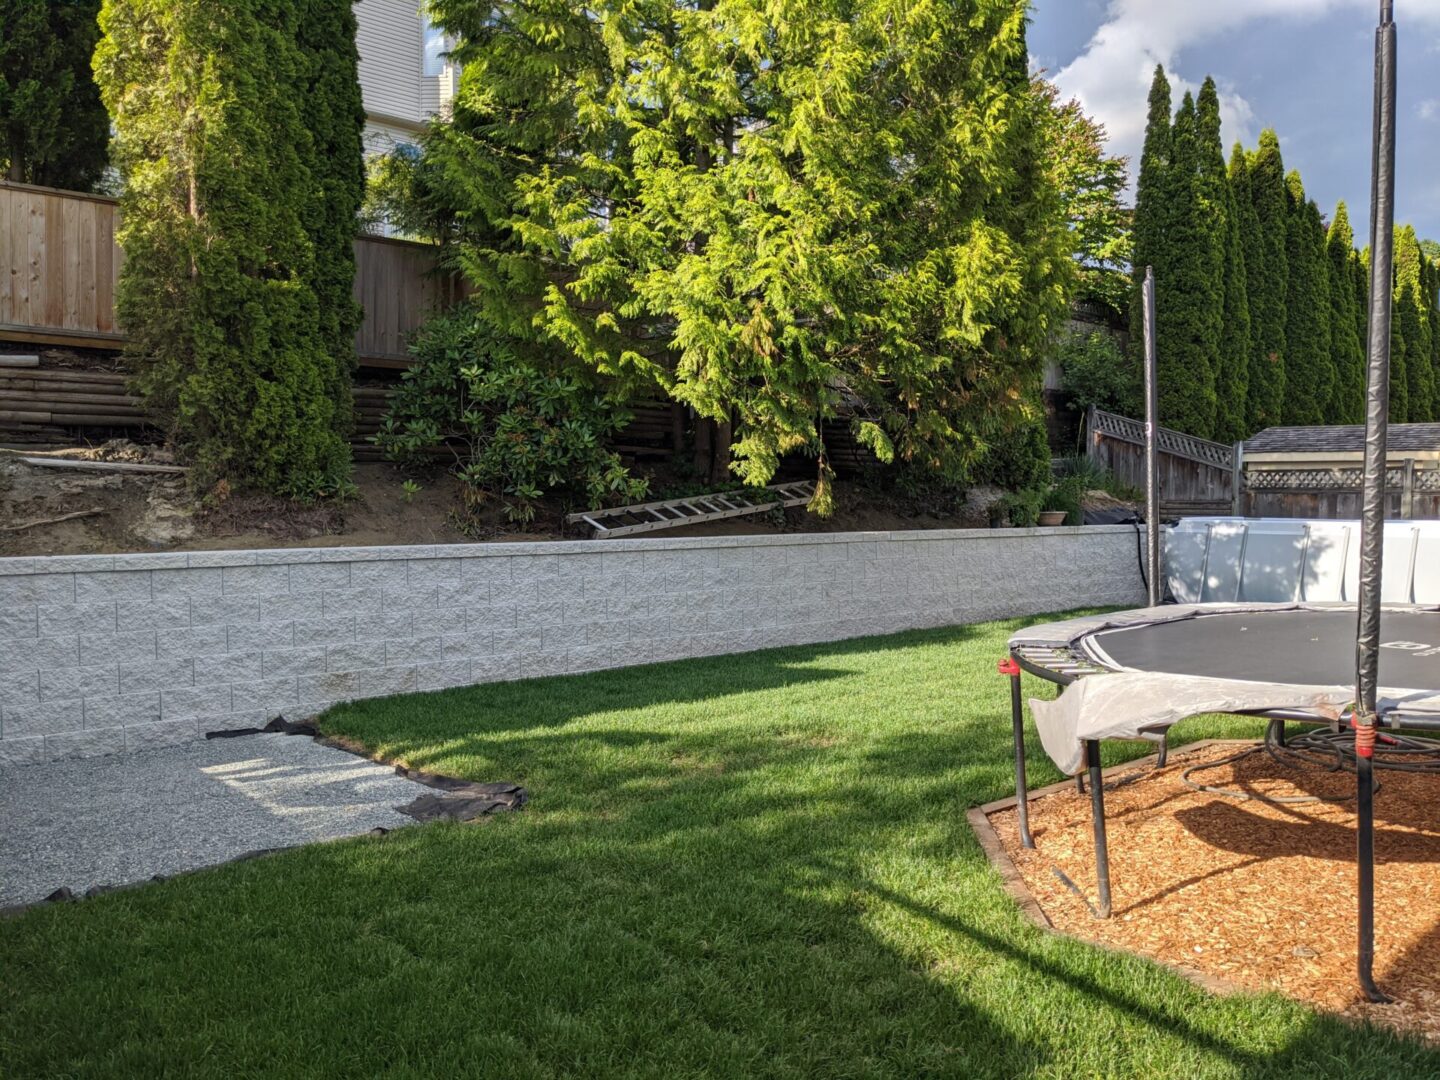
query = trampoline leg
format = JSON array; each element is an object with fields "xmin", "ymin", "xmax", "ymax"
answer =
[
  {"xmin": 1156, "ymin": 735, "xmax": 1168, "ymax": 768},
  {"xmin": 1274, "ymin": 719, "xmax": 1287, "ymax": 748},
  {"xmin": 1076, "ymin": 774, "xmax": 1085, "ymax": 795},
  {"xmin": 1086, "ymin": 740, "xmax": 1112, "ymax": 919},
  {"xmin": 1009, "ymin": 665, "xmax": 1034, "ymax": 849},
  {"xmin": 1356, "ymin": 751, "xmax": 1389, "ymax": 1002}
]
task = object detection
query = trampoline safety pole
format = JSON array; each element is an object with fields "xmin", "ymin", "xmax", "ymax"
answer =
[
  {"xmin": 1353, "ymin": 0, "xmax": 1398, "ymax": 1006},
  {"xmin": 1085, "ymin": 740, "xmax": 1112, "ymax": 920},
  {"xmin": 1141, "ymin": 267, "xmax": 1161, "ymax": 608},
  {"xmin": 999, "ymin": 658, "xmax": 1034, "ymax": 849}
]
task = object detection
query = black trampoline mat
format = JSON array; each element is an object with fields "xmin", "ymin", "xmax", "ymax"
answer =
[{"xmin": 1089, "ymin": 608, "xmax": 1440, "ymax": 690}]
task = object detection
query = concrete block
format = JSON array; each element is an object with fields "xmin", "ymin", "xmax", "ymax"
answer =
[
  {"xmin": 3, "ymin": 699, "xmax": 82, "ymax": 739},
  {"xmin": 470, "ymin": 654, "xmax": 521, "ymax": 683},
  {"xmin": 74, "ymin": 571, "xmax": 152, "ymax": 603},
  {"xmin": 0, "ymin": 605, "xmax": 39, "ymax": 638},
  {"xmin": 160, "ymin": 684, "xmax": 233, "ymax": 721},
  {"xmin": 189, "ymin": 596, "xmax": 260, "ymax": 626},
  {"xmin": 0, "ymin": 671, "xmax": 41, "ymax": 708},
  {"xmin": 259, "ymin": 592, "xmax": 323, "ymax": 622},
  {"xmin": 221, "ymin": 564, "xmax": 291, "ymax": 596},
  {"xmin": 440, "ymin": 633, "xmax": 493, "ymax": 661},
  {"xmin": 194, "ymin": 651, "xmax": 264, "ymax": 685},
  {"xmin": 350, "ymin": 561, "xmax": 408, "ymax": 590},
  {"xmin": 151, "ymin": 567, "xmax": 223, "ymax": 598},
  {"xmin": 489, "ymin": 581, "xmax": 541, "ymax": 606},
  {"xmin": 231, "ymin": 677, "xmax": 300, "ymax": 713},
  {"xmin": 115, "ymin": 596, "xmax": 192, "ymax": 632},
  {"xmin": 435, "ymin": 579, "xmax": 491, "ymax": 607},
  {"xmin": 408, "ymin": 559, "xmax": 463, "ymax": 587},
  {"xmin": 354, "ymin": 612, "xmax": 412, "ymax": 641},
  {"xmin": 0, "ymin": 735, "xmax": 47, "ymax": 767},
  {"xmin": 511, "ymin": 555, "xmax": 560, "ymax": 584},
  {"xmin": 385, "ymin": 636, "xmax": 444, "ymax": 665},
  {"xmin": 416, "ymin": 660, "xmax": 472, "ymax": 691},
  {"xmin": 124, "ymin": 719, "xmax": 199, "ymax": 753},
  {"xmin": 289, "ymin": 563, "xmax": 351, "ymax": 591},
  {"xmin": 9, "ymin": 634, "xmax": 80, "ymax": 670},
  {"xmin": 322, "ymin": 589, "xmax": 382, "ymax": 616},
  {"xmin": 156, "ymin": 624, "xmax": 229, "ymax": 660},
  {"xmin": 459, "ymin": 556, "xmax": 513, "ymax": 584},
  {"xmin": 262, "ymin": 647, "xmax": 329, "ymax": 677},
  {"xmin": 118, "ymin": 658, "xmax": 195, "ymax": 695},
  {"xmin": 536, "ymin": 578, "xmax": 586, "ymax": 602},
  {"xmin": 0, "ymin": 572, "xmax": 74, "ymax": 606},
  {"xmin": 228, "ymin": 622, "xmax": 294, "ymax": 652},
  {"xmin": 541, "ymin": 624, "xmax": 587, "ymax": 649},
  {"xmin": 382, "ymin": 588, "xmax": 438, "ymax": 614},
  {"xmin": 40, "ymin": 665, "xmax": 120, "ymax": 702},
  {"xmin": 79, "ymin": 631, "xmax": 157, "ymax": 667},
  {"xmin": 327, "ymin": 641, "xmax": 386, "ymax": 672},
  {"xmin": 359, "ymin": 667, "xmax": 417, "ymax": 697},
  {"xmin": 84, "ymin": 692, "xmax": 162, "ymax": 727},
  {"xmin": 492, "ymin": 627, "xmax": 543, "ymax": 654},
  {"xmin": 46, "ymin": 725, "xmax": 126, "ymax": 760},
  {"xmin": 297, "ymin": 670, "xmax": 362, "ymax": 703},
  {"xmin": 464, "ymin": 605, "xmax": 517, "ymax": 633},
  {"xmin": 292, "ymin": 617, "xmax": 355, "ymax": 647}
]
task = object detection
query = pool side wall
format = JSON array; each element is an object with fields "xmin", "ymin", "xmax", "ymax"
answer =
[{"xmin": 0, "ymin": 526, "xmax": 1146, "ymax": 765}]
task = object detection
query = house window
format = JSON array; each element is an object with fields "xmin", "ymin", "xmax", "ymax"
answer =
[{"xmin": 423, "ymin": 16, "xmax": 448, "ymax": 77}]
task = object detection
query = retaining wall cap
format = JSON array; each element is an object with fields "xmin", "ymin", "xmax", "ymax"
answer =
[{"xmin": 0, "ymin": 525, "xmax": 1140, "ymax": 577}]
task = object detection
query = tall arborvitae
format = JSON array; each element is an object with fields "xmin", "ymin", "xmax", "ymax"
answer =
[
  {"xmin": 1228, "ymin": 143, "xmax": 1265, "ymax": 437},
  {"xmin": 1355, "ymin": 246, "xmax": 1372, "ymax": 387},
  {"xmin": 296, "ymin": 0, "xmax": 367, "ymax": 437},
  {"xmin": 1280, "ymin": 172, "xmax": 1332, "ymax": 425},
  {"xmin": 1245, "ymin": 130, "xmax": 1290, "ymax": 431},
  {"xmin": 1146, "ymin": 92, "xmax": 1219, "ymax": 438},
  {"xmin": 1129, "ymin": 66, "xmax": 1172, "ymax": 360},
  {"xmin": 1198, "ymin": 81, "xmax": 1248, "ymax": 442},
  {"xmin": 1395, "ymin": 226, "xmax": 1435, "ymax": 422},
  {"xmin": 1325, "ymin": 202, "xmax": 1365, "ymax": 423}
]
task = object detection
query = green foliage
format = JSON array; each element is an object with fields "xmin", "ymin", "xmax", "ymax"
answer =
[
  {"xmin": 374, "ymin": 309, "xmax": 647, "ymax": 523},
  {"xmin": 296, "ymin": 0, "xmax": 368, "ymax": 437},
  {"xmin": 1198, "ymin": 82, "xmax": 1249, "ymax": 445},
  {"xmin": 419, "ymin": 0, "xmax": 1072, "ymax": 505},
  {"xmin": 1325, "ymin": 203, "xmax": 1366, "ymax": 424},
  {"xmin": 1034, "ymin": 78, "xmax": 1131, "ymax": 314},
  {"xmin": 1279, "ymin": 174, "xmax": 1333, "ymax": 425},
  {"xmin": 400, "ymin": 479, "xmax": 421, "ymax": 503},
  {"xmin": 94, "ymin": 0, "xmax": 357, "ymax": 494},
  {"xmin": 1129, "ymin": 66, "xmax": 1171, "ymax": 375},
  {"xmin": 1056, "ymin": 453, "xmax": 1141, "ymax": 501},
  {"xmin": 1244, "ymin": 131, "xmax": 1290, "ymax": 431},
  {"xmin": 1040, "ymin": 474, "xmax": 1084, "ymax": 525},
  {"xmin": 1058, "ymin": 328, "xmax": 1139, "ymax": 417},
  {"xmin": 0, "ymin": 0, "xmax": 109, "ymax": 189},
  {"xmin": 972, "ymin": 413, "xmax": 1051, "ymax": 492},
  {"xmin": 1395, "ymin": 225, "xmax": 1435, "ymax": 423},
  {"xmin": 993, "ymin": 487, "xmax": 1043, "ymax": 527}
]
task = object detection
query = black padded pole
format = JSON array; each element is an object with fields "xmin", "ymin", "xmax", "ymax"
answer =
[
  {"xmin": 1354, "ymin": 0, "xmax": 1397, "ymax": 1006},
  {"xmin": 1086, "ymin": 740, "xmax": 1112, "ymax": 919},
  {"xmin": 1142, "ymin": 267, "xmax": 1162, "ymax": 607},
  {"xmin": 1008, "ymin": 661, "xmax": 1035, "ymax": 849}
]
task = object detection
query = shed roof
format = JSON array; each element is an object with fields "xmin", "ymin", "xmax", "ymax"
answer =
[{"xmin": 1244, "ymin": 423, "xmax": 1440, "ymax": 455}]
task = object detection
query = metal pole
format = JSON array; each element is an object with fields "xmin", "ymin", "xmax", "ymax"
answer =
[
  {"xmin": 1142, "ymin": 267, "xmax": 1162, "ymax": 606},
  {"xmin": 1354, "ymin": 0, "xmax": 1397, "ymax": 1006},
  {"xmin": 1005, "ymin": 658, "xmax": 1035, "ymax": 849},
  {"xmin": 1086, "ymin": 740, "xmax": 1112, "ymax": 919}
]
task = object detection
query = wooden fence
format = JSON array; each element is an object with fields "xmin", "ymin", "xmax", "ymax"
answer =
[
  {"xmin": 0, "ymin": 181, "xmax": 458, "ymax": 368},
  {"xmin": 1085, "ymin": 406, "xmax": 1238, "ymax": 517}
]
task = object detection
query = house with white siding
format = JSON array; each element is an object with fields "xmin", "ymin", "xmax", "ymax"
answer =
[{"xmin": 354, "ymin": 0, "xmax": 459, "ymax": 157}]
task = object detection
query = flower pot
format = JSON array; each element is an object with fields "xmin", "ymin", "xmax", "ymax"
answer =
[{"xmin": 1037, "ymin": 510, "xmax": 1067, "ymax": 527}]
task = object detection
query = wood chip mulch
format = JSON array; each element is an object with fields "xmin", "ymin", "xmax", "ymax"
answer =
[{"xmin": 988, "ymin": 741, "xmax": 1440, "ymax": 1042}]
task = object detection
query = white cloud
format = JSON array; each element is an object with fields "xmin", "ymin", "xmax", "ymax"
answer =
[
  {"xmin": 1420, "ymin": 98, "xmax": 1440, "ymax": 120},
  {"xmin": 1052, "ymin": 0, "xmax": 1440, "ymax": 179}
]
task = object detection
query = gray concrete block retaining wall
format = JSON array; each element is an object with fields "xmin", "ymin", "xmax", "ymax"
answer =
[{"xmin": 0, "ymin": 526, "xmax": 1145, "ymax": 765}]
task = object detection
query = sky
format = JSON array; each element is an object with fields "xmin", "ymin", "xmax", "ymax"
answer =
[{"xmin": 1028, "ymin": 0, "xmax": 1440, "ymax": 242}]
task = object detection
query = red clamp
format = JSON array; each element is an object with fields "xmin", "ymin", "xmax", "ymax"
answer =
[
  {"xmin": 997, "ymin": 658, "xmax": 1021, "ymax": 677},
  {"xmin": 1351, "ymin": 713, "xmax": 1378, "ymax": 759}
]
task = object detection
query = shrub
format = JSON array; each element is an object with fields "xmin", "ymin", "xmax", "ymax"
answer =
[
  {"xmin": 1041, "ymin": 475, "xmax": 1085, "ymax": 526},
  {"xmin": 374, "ymin": 310, "xmax": 647, "ymax": 523},
  {"xmin": 973, "ymin": 414, "xmax": 1052, "ymax": 492},
  {"xmin": 994, "ymin": 488, "xmax": 1043, "ymax": 528},
  {"xmin": 1059, "ymin": 329, "xmax": 1140, "ymax": 418}
]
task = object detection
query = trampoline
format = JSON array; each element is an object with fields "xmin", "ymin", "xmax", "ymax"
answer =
[{"xmin": 1001, "ymin": 602, "xmax": 1440, "ymax": 993}]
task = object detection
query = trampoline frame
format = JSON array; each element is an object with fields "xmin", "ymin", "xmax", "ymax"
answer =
[{"xmin": 1001, "ymin": 629, "xmax": 1440, "ymax": 969}]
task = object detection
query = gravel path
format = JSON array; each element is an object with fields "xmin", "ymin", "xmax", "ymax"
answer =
[{"xmin": 0, "ymin": 735, "xmax": 428, "ymax": 907}]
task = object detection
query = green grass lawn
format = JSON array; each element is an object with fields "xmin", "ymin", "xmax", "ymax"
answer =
[{"xmin": 2, "ymin": 613, "xmax": 1435, "ymax": 1078}]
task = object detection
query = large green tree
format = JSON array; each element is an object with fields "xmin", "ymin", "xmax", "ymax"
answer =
[
  {"xmin": 421, "ymin": 0, "xmax": 1073, "ymax": 500},
  {"xmin": 95, "ymin": 0, "xmax": 355, "ymax": 493},
  {"xmin": 1324, "ymin": 202, "xmax": 1365, "ymax": 423},
  {"xmin": 1129, "ymin": 67, "xmax": 1172, "ymax": 370},
  {"xmin": 1394, "ymin": 225, "xmax": 1435, "ymax": 422},
  {"xmin": 1197, "ymin": 79, "xmax": 1248, "ymax": 443},
  {"xmin": 1, "ymin": 0, "xmax": 109, "ymax": 189},
  {"xmin": 1245, "ymin": 130, "xmax": 1290, "ymax": 431},
  {"xmin": 1280, "ymin": 173, "xmax": 1332, "ymax": 425},
  {"xmin": 296, "ymin": 0, "xmax": 367, "ymax": 438}
]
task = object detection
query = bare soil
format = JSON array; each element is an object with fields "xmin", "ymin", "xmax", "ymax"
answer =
[
  {"xmin": 0, "ymin": 445, "xmax": 1034, "ymax": 558},
  {"xmin": 989, "ymin": 742, "xmax": 1440, "ymax": 1042}
]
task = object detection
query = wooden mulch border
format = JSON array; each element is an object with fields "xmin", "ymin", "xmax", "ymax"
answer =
[{"xmin": 968, "ymin": 738, "xmax": 1262, "ymax": 998}]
